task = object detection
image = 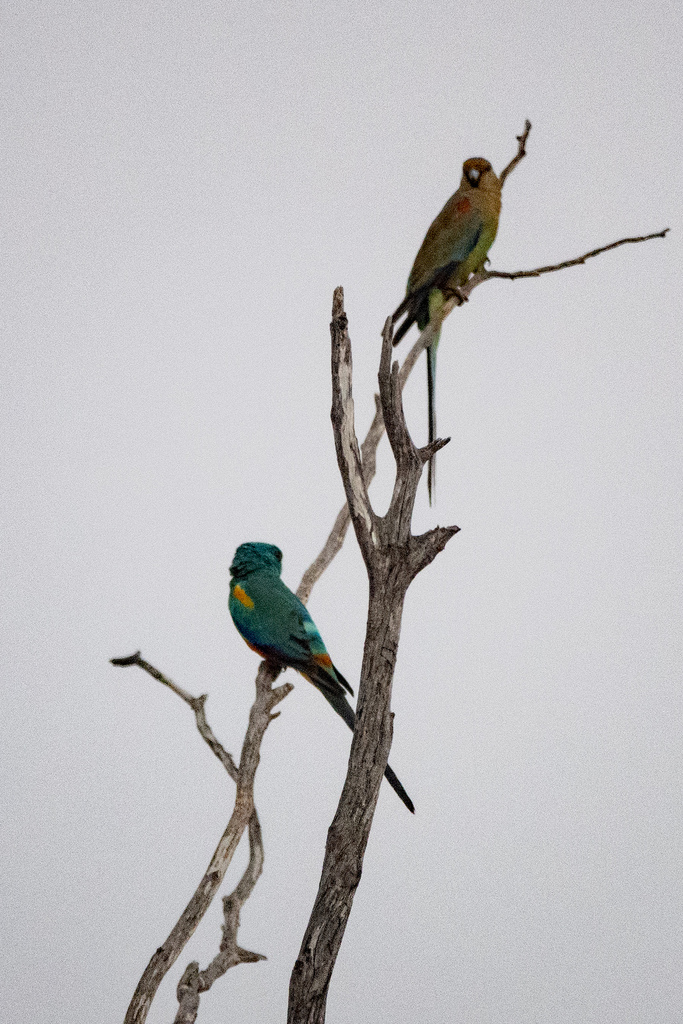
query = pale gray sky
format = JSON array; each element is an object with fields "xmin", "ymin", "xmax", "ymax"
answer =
[{"xmin": 2, "ymin": 1, "xmax": 682, "ymax": 1022}]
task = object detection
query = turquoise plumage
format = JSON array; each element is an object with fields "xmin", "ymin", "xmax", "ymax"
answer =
[{"xmin": 229, "ymin": 542, "xmax": 414, "ymax": 813}]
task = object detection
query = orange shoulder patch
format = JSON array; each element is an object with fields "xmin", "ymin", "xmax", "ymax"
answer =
[
  {"xmin": 233, "ymin": 585, "xmax": 254, "ymax": 609},
  {"xmin": 312, "ymin": 652, "xmax": 333, "ymax": 669},
  {"xmin": 456, "ymin": 197, "xmax": 472, "ymax": 215}
]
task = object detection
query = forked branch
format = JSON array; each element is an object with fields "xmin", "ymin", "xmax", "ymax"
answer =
[
  {"xmin": 286, "ymin": 117, "xmax": 669, "ymax": 1021},
  {"xmin": 111, "ymin": 653, "xmax": 291, "ymax": 1024},
  {"xmin": 287, "ymin": 291, "xmax": 459, "ymax": 1024},
  {"xmin": 114, "ymin": 116, "xmax": 669, "ymax": 1024}
]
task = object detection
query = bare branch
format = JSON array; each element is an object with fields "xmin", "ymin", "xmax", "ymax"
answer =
[
  {"xmin": 392, "ymin": 227, "xmax": 670, "ymax": 380},
  {"xmin": 330, "ymin": 286, "xmax": 377, "ymax": 558},
  {"xmin": 499, "ymin": 118, "xmax": 532, "ymax": 187},
  {"xmin": 482, "ymin": 229, "xmax": 670, "ymax": 281},
  {"xmin": 111, "ymin": 652, "xmax": 239, "ymax": 780},
  {"xmin": 111, "ymin": 651, "xmax": 198, "ymax": 707},
  {"xmin": 377, "ymin": 317, "xmax": 409, "ymax": 465},
  {"xmin": 296, "ymin": 396, "xmax": 385, "ymax": 605},
  {"xmin": 295, "ymin": 503, "xmax": 353, "ymax": 605},
  {"xmin": 174, "ymin": 964, "xmax": 201, "ymax": 1024},
  {"xmin": 173, "ymin": 810, "xmax": 268, "ymax": 1022},
  {"xmin": 377, "ymin": 316, "xmax": 434, "ymax": 544},
  {"xmin": 112, "ymin": 654, "xmax": 292, "ymax": 1024},
  {"xmin": 288, "ymin": 292, "xmax": 459, "ymax": 1024},
  {"xmin": 407, "ymin": 523, "xmax": 461, "ymax": 579},
  {"xmin": 296, "ymin": 322, "xmax": 438, "ymax": 605},
  {"xmin": 419, "ymin": 436, "xmax": 451, "ymax": 464}
]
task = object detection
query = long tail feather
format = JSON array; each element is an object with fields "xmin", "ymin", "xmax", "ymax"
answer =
[
  {"xmin": 383, "ymin": 763, "xmax": 415, "ymax": 814},
  {"xmin": 317, "ymin": 681, "xmax": 415, "ymax": 813},
  {"xmin": 426, "ymin": 331, "xmax": 440, "ymax": 504}
]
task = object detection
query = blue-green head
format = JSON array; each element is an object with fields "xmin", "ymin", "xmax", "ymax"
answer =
[{"xmin": 229, "ymin": 542, "xmax": 283, "ymax": 580}]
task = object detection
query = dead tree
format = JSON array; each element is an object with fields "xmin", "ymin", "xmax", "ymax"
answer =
[{"xmin": 111, "ymin": 119, "xmax": 667, "ymax": 1023}]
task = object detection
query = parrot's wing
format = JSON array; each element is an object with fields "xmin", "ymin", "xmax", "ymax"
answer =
[
  {"xmin": 444, "ymin": 216, "xmax": 483, "ymax": 266},
  {"xmin": 414, "ymin": 197, "xmax": 485, "ymax": 280},
  {"xmin": 393, "ymin": 213, "xmax": 483, "ymax": 344},
  {"xmin": 291, "ymin": 606, "xmax": 355, "ymax": 697},
  {"xmin": 412, "ymin": 217, "xmax": 483, "ymax": 294},
  {"xmin": 264, "ymin": 584, "xmax": 355, "ymax": 698}
]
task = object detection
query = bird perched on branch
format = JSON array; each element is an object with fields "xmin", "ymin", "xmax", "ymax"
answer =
[
  {"xmin": 393, "ymin": 157, "xmax": 502, "ymax": 502},
  {"xmin": 228, "ymin": 542, "xmax": 414, "ymax": 813}
]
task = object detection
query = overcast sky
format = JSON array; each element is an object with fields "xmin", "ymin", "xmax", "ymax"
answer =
[{"xmin": 3, "ymin": 1, "xmax": 682, "ymax": 1022}]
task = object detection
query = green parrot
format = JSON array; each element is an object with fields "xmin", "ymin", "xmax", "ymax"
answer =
[
  {"xmin": 228, "ymin": 542, "xmax": 414, "ymax": 813},
  {"xmin": 393, "ymin": 157, "xmax": 502, "ymax": 502}
]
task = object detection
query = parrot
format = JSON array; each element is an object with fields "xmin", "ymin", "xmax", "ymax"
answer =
[
  {"xmin": 392, "ymin": 157, "xmax": 502, "ymax": 503},
  {"xmin": 228, "ymin": 541, "xmax": 414, "ymax": 813}
]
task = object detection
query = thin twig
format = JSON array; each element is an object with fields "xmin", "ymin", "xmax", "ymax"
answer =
[
  {"xmin": 391, "ymin": 228, "xmax": 670, "ymax": 374},
  {"xmin": 499, "ymin": 118, "xmax": 532, "ymax": 187},
  {"xmin": 482, "ymin": 229, "xmax": 670, "ymax": 280},
  {"xmin": 111, "ymin": 652, "xmax": 239, "ymax": 780}
]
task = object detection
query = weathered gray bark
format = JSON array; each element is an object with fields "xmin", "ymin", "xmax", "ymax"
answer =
[
  {"xmin": 287, "ymin": 293, "xmax": 459, "ymax": 1024},
  {"xmin": 111, "ymin": 656, "xmax": 291, "ymax": 1024}
]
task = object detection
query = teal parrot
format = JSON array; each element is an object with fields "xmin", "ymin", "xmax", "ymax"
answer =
[
  {"xmin": 392, "ymin": 157, "xmax": 502, "ymax": 502},
  {"xmin": 228, "ymin": 542, "xmax": 414, "ymax": 813}
]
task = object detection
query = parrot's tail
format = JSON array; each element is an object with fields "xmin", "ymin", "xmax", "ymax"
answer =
[
  {"xmin": 383, "ymin": 763, "xmax": 415, "ymax": 814},
  {"xmin": 426, "ymin": 331, "xmax": 441, "ymax": 505},
  {"xmin": 319, "ymin": 684, "xmax": 415, "ymax": 813}
]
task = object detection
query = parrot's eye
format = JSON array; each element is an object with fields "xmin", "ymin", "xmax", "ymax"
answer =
[{"xmin": 467, "ymin": 168, "xmax": 481, "ymax": 186}]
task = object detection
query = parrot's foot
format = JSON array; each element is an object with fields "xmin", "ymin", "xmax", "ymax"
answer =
[{"xmin": 444, "ymin": 285, "xmax": 469, "ymax": 306}]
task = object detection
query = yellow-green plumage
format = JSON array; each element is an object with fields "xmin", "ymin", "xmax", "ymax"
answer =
[{"xmin": 393, "ymin": 157, "xmax": 502, "ymax": 502}]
